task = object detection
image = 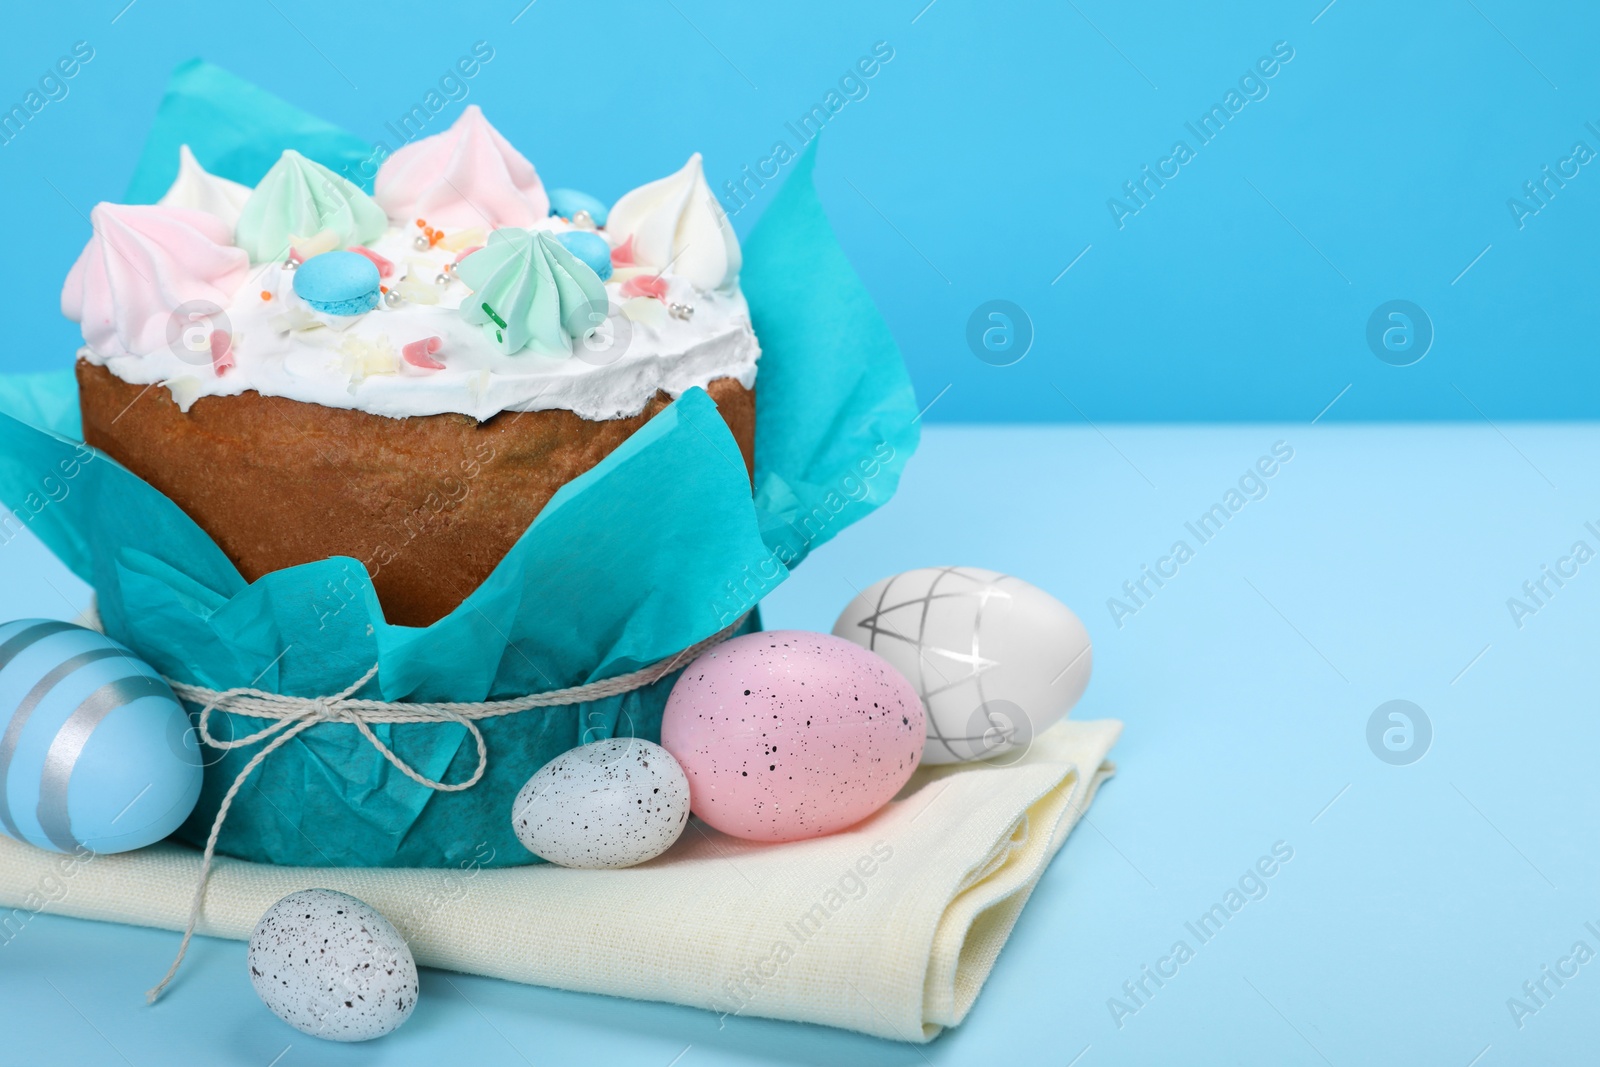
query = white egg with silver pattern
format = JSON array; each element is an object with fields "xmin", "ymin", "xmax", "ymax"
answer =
[{"xmin": 832, "ymin": 567, "xmax": 1092, "ymax": 765}]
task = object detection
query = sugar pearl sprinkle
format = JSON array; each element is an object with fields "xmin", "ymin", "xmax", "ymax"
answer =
[{"xmin": 668, "ymin": 302, "xmax": 694, "ymax": 321}]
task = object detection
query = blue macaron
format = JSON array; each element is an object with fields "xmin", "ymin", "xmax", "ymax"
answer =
[
  {"xmin": 556, "ymin": 231, "xmax": 614, "ymax": 281},
  {"xmin": 293, "ymin": 250, "xmax": 381, "ymax": 315},
  {"xmin": 548, "ymin": 188, "xmax": 609, "ymax": 227}
]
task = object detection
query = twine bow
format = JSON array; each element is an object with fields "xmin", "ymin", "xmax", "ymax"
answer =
[{"xmin": 145, "ymin": 617, "xmax": 744, "ymax": 1003}]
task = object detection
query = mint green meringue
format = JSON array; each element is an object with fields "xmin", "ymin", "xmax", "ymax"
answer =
[
  {"xmin": 234, "ymin": 149, "xmax": 386, "ymax": 263},
  {"xmin": 457, "ymin": 229, "xmax": 608, "ymax": 356}
]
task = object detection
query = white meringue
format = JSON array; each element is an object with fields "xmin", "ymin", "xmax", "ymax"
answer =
[
  {"xmin": 607, "ymin": 154, "xmax": 741, "ymax": 291},
  {"xmin": 157, "ymin": 145, "xmax": 252, "ymax": 230}
]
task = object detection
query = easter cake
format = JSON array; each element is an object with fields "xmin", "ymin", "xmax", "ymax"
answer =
[{"xmin": 65, "ymin": 107, "xmax": 757, "ymax": 626}]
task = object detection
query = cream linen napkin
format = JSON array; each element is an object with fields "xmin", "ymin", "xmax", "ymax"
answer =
[{"xmin": 0, "ymin": 718, "xmax": 1120, "ymax": 1042}]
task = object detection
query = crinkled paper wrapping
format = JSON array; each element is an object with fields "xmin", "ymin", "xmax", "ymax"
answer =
[{"xmin": 0, "ymin": 62, "xmax": 919, "ymax": 868}]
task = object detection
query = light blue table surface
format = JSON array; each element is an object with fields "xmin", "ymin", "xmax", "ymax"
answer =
[{"xmin": 3, "ymin": 421, "xmax": 1597, "ymax": 1065}]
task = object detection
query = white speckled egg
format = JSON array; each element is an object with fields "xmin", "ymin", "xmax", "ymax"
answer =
[
  {"xmin": 511, "ymin": 737, "xmax": 690, "ymax": 868},
  {"xmin": 247, "ymin": 889, "xmax": 418, "ymax": 1042},
  {"xmin": 832, "ymin": 567, "xmax": 1093, "ymax": 764}
]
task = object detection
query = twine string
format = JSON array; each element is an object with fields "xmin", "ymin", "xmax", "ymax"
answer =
[{"xmin": 144, "ymin": 618, "xmax": 742, "ymax": 1003}]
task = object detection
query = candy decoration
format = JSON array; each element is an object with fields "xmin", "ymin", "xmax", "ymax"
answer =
[
  {"xmin": 832, "ymin": 567, "xmax": 1093, "ymax": 765},
  {"xmin": 209, "ymin": 329, "xmax": 235, "ymax": 375},
  {"xmin": 548, "ymin": 187, "xmax": 610, "ymax": 227},
  {"xmin": 292, "ymin": 250, "xmax": 381, "ymax": 316},
  {"xmin": 234, "ymin": 149, "xmax": 386, "ymax": 264},
  {"xmin": 660, "ymin": 631, "xmax": 924, "ymax": 842},
  {"xmin": 61, "ymin": 204, "xmax": 249, "ymax": 358},
  {"xmin": 396, "ymin": 274, "xmax": 440, "ymax": 305},
  {"xmin": 248, "ymin": 889, "xmax": 418, "ymax": 1041},
  {"xmin": 668, "ymin": 302, "xmax": 694, "ymax": 321},
  {"xmin": 348, "ymin": 245, "xmax": 394, "ymax": 278},
  {"xmin": 619, "ymin": 273, "xmax": 668, "ymax": 302},
  {"xmin": 555, "ymin": 231, "xmax": 614, "ymax": 281},
  {"xmin": 402, "ymin": 336, "xmax": 445, "ymax": 370},
  {"xmin": 455, "ymin": 229, "xmax": 606, "ymax": 356},
  {"xmin": 375, "ymin": 106, "xmax": 549, "ymax": 229},
  {"xmin": 158, "ymin": 144, "xmax": 251, "ymax": 230},
  {"xmin": 620, "ymin": 296, "xmax": 668, "ymax": 327},
  {"xmin": 607, "ymin": 153, "xmax": 741, "ymax": 290},
  {"xmin": 438, "ymin": 227, "xmax": 486, "ymax": 253},
  {"xmin": 610, "ymin": 234, "xmax": 637, "ymax": 267},
  {"xmin": 511, "ymin": 738, "xmax": 690, "ymax": 868},
  {"xmin": 288, "ymin": 228, "xmax": 341, "ymax": 261},
  {"xmin": 0, "ymin": 620, "xmax": 202, "ymax": 854}
]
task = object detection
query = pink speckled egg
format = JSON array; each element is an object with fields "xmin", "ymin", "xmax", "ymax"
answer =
[{"xmin": 660, "ymin": 630, "xmax": 925, "ymax": 842}]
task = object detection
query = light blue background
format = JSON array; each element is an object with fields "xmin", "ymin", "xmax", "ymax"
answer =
[
  {"xmin": 5, "ymin": 2, "xmax": 1600, "ymax": 1063},
  {"xmin": 3, "ymin": 0, "xmax": 1595, "ymax": 421},
  {"xmin": 6, "ymin": 420, "xmax": 1598, "ymax": 1064}
]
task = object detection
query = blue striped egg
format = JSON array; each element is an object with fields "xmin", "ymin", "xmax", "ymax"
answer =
[{"xmin": 0, "ymin": 619, "xmax": 202, "ymax": 854}]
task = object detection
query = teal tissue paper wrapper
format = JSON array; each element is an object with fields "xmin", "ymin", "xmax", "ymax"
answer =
[
  {"xmin": 124, "ymin": 59, "xmax": 377, "ymax": 201},
  {"xmin": 0, "ymin": 64, "xmax": 919, "ymax": 868}
]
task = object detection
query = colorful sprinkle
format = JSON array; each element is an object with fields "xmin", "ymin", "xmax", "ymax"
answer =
[
  {"xmin": 209, "ymin": 330, "xmax": 235, "ymax": 376},
  {"xmin": 619, "ymin": 274, "xmax": 669, "ymax": 301},
  {"xmin": 288, "ymin": 228, "xmax": 341, "ymax": 261},
  {"xmin": 402, "ymin": 336, "xmax": 445, "ymax": 370},
  {"xmin": 439, "ymin": 227, "xmax": 486, "ymax": 252},
  {"xmin": 481, "ymin": 302, "xmax": 508, "ymax": 329},
  {"xmin": 349, "ymin": 245, "xmax": 395, "ymax": 278},
  {"xmin": 259, "ymin": 290, "xmax": 271, "ymax": 301}
]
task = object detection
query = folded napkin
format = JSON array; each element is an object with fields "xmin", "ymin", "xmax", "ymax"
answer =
[{"xmin": 0, "ymin": 718, "xmax": 1119, "ymax": 1042}]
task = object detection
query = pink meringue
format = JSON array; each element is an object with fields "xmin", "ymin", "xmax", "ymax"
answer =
[
  {"xmin": 373, "ymin": 106, "xmax": 549, "ymax": 229},
  {"xmin": 62, "ymin": 204, "xmax": 249, "ymax": 358}
]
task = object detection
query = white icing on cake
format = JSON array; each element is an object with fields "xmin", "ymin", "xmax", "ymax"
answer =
[{"xmin": 78, "ymin": 215, "xmax": 759, "ymax": 422}]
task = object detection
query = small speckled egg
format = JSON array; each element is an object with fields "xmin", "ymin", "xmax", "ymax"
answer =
[
  {"xmin": 248, "ymin": 889, "xmax": 418, "ymax": 1042},
  {"xmin": 292, "ymin": 250, "xmax": 380, "ymax": 315},
  {"xmin": 548, "ymin": 187, "xmax": 610, "ymax": 227},
  {"xmin": 511, "ymin": 737, "xmax": 690, "ymax": 868},
  {"xmin": 555, "ymin": 230, "xmax": 614, "ymax": 281},
  {"xmin": 660, "ymin": 631, "xmax": 925, "ymax": 842}
]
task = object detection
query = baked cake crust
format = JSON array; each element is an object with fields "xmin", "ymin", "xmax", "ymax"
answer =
[{"xmin": 77, "ymin": 360, "xmax": 754, "ymax": 627}]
